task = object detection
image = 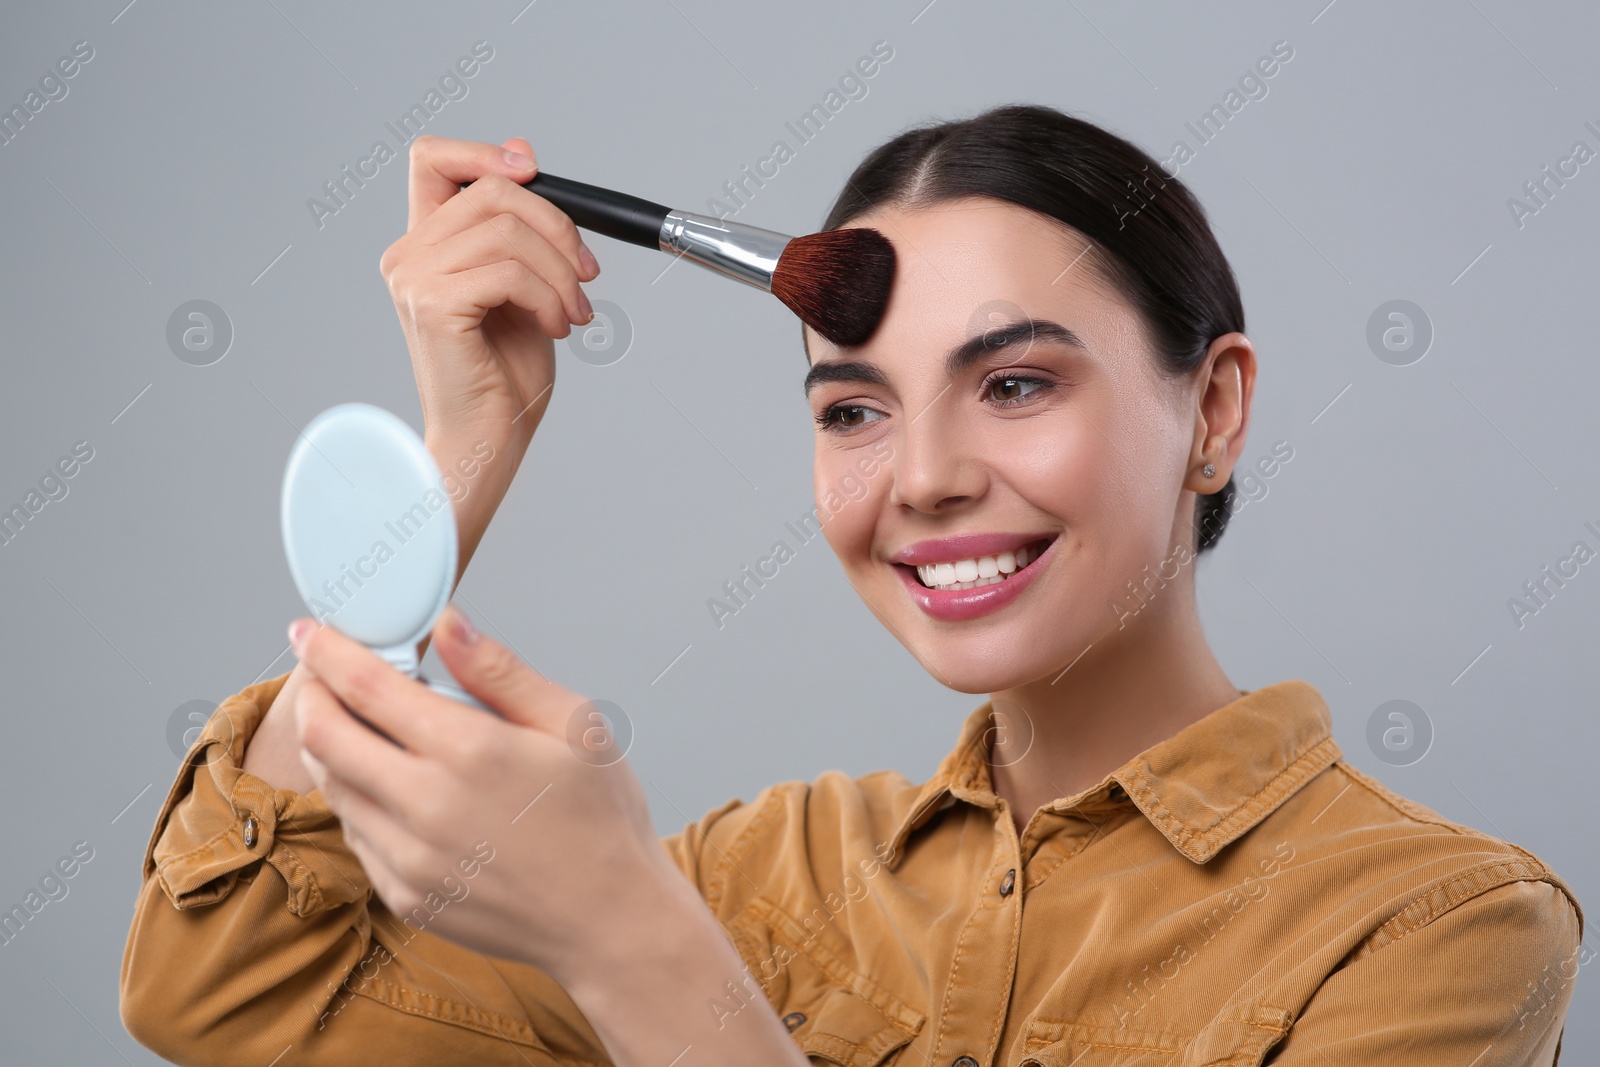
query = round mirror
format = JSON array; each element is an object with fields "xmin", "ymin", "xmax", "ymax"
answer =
[{"xmin": 280, "ymin": 402, "xmax": 457, "ymax": 670}]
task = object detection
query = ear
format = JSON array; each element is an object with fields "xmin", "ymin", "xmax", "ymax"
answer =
[{"xmin": 1185, "ymin": 332, "xmax": 1257, "ymax": 494}]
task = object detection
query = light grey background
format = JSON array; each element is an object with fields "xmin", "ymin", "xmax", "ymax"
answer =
[{"xmin": 2, "ymin": 0, "xmax": 1595, "ymax": 1062}]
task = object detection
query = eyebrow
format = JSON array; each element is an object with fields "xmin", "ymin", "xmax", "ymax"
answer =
[{"xmin": 802, "ymin": 318, "xmax": 1087, "ymax": 396}]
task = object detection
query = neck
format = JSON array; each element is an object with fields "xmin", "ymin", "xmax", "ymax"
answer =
[{"xmin": 986, "ymin": 575, "xmax": 1240, "ymax": 837}]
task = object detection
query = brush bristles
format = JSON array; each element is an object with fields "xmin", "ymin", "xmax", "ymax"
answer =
[{"xmin": 771, "ymin": 227, "xmax": 896, "ymax": 347}]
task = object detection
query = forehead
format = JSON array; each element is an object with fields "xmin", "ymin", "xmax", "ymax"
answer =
[{"xmin": 804, "ymin": 197, "xmax": 1130, "ymax": 360}]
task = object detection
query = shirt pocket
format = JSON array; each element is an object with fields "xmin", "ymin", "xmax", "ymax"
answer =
[
  {"xmin": 1019, "ymin": 1008, "xmax": 1290, "ymax": 1067},
  {"xmin": 728, "ymin": 898, "xmax": 925, "ymax": 1067},
  {"xmin": 1019, "ymin": 1019, "xmax": 1185, "ymax": 1067},
  {"xmin": 791, "ymin": 982, "xmax": 921, "ymax": 1066}
]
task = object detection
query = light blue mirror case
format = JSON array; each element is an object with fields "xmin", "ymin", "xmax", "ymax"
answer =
[{"xmin": 280, "ymin": 403, "xmax": 498, "ymax": 736}]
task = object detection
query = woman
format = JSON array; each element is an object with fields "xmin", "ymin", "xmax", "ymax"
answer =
[{"xmin": 120, "ymin": 105, "xmax": 1582, "ymax": 1066}]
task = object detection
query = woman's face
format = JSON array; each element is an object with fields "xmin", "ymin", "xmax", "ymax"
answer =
[{"xmin": 803, "ymin": 197, "xmax": 1214, "ymax": 694}]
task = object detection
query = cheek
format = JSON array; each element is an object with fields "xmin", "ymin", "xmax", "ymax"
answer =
[
  {"xmin": 996, "ymin": 411, "xmax": 1125, "ymax": 531},
  {"xmin": 1000, "ymin": 392, "xmax": 1182, "ymax": 555},
  {"xmin": 814, "ymin": 451, "xmax": 881, "ymax": 565},
  {"xmin": 1006, "ymin": 423, "xmax": 1096, "ymax": 510}
]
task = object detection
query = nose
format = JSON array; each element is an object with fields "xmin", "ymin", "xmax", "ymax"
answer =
[{"xmin": 887, "ymin": 400, "xmax": 988, "ymax": 513}]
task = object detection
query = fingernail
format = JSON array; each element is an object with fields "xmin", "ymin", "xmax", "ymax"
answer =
[
  {"xmin": 288, "ymin": 618, "xmax": 313, "ymax": 654},
  {"xmin": 576, "ymin": 287, "xmax": 594, "ymax": 322},
  {"xmin": 578, "ymin": 243, "xmax": 600, "ymax": 277},
  {"xmin": 503, "ymin": 149, "xmax": 536, "ymax": 171},
  {"xmin": 448, "ymin": 604, "xmax": 479, "ymax": 645}
]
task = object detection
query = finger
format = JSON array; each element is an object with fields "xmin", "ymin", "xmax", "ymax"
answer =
[
  {"xmin": 407, "ymin": 134, "xmax": 538, "ymax": 234},
  {"xmin": 294, "ymin": 672, "xmax": 431, "ymax": 815},
  {"xmin": 501, "ymin": 137, "xmax": 598, "ymax": 281},
  {"xmin": 299, "ymin": 745, "xmax": 332, "ymax": 798},
  {"xmin": 334, "ymin": 800, "xmax": 416, "ymax": 914},
  {"xmin": 474, "ymin": 149, "xmax": 600, "ymax": 282},
  {"xmin": 289, "ymin": 617, "xmax": 489, "ymax": 763},
  {"xmin": 501, "ymin": 136, "xmax": 535, "ymax": 164},
  {"xmin": 421, "ymin": 213, "xmax": 592, "ymax": 326},
  {"xmin": 318, "ymin": 767, "xmax": 436, "ymax": 889},
  {"xmin": 296, "ymin": 681, "xmax": 488, "ymax": 860},
  {"xmin": 431, "ymin": 603, "xmax": 573, "ymax": 735},
  {"xmin": 433, "ymin": 259, "xmax": 578, "ymax": 340},
  {"xmin": 411, "ymin": 172, "xmax": 595, "ymax": 283}
]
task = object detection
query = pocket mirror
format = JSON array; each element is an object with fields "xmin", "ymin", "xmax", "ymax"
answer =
[{"xmin": 280, "ymin": 401, "xmax": 495, "ymax": 720}]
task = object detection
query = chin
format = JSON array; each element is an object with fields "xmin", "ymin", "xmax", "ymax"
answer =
[
  {"xmin": 880, "ymin": 596, "xmax": 1074, "ymax": 694},
  {"xmin": 913, "ymin": 642, "xmax": 1058, "ymax": 695}
]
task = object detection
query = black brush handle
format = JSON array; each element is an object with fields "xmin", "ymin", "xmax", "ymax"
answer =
[{"xmin": 459, "ymin": 172, "xmax": 671, "ymax": 249}]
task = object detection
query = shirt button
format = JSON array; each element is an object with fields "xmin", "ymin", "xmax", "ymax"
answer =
[
  {"xmin": 998, "ymin": 868, "xmax": 1016, "ymax": 897},
  {"xmin": 242, "ymin": 815, "xmax": 259, "ymax": 849},
  {"xmin": 953, "ymin": 1057, "xmax": 980, "ymax": 1067},
  {"xmin": 783, "ymin": 1012, "xmax": 806, "ymax": 1031}
]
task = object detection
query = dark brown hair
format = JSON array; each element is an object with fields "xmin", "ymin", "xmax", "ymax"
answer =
[{"xmin": 808, "ymin": 103, "xmax": 1245, "ymax": 554}]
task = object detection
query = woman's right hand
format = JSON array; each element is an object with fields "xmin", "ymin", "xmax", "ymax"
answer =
[{"xmin": 379, "ymin": 134, "xmax": 601, "ymax": 469}]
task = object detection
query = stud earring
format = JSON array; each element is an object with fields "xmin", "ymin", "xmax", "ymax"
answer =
[{"xmin": 1202, "ymin": 463, "xmax": 1215, "ymax": 478}]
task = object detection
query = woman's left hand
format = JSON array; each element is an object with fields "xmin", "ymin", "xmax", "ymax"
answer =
[{"xmin": 286, "ymin": 604, "xmax": 671, "ymax": 981}]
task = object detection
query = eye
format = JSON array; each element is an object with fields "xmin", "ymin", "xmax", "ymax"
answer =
[
  {"xmin": 985, "ymin": 373, "xmax": 1052, "ymax": 406},
  {"xmin": 814, "ymin": 403, "xmax": 885, "ymax": 434}
]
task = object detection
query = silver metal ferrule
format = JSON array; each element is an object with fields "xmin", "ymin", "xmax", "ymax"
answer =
[{"xmin": 658, "ymin": 211, "xmax": 794, "ymax": 292}]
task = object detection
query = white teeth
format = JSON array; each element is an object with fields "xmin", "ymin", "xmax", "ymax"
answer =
[{"xmin": 914, "ymin": 541, "xmax": 1047, "ymax": 591}]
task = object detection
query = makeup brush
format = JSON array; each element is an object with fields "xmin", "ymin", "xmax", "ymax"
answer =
[{"xmin": 459, "ymin": 172, "xmax": 895, "ymax": 347}]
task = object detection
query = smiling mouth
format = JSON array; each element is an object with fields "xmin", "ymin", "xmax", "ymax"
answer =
[{"xmin": 898, "ymin": 536, "xmax": 1057, "ymax": 591}]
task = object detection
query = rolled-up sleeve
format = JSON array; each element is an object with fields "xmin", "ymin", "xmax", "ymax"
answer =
[
  {"xmin": 119, "ymin": 671, "xmax": 604, "ymax": 1066},
  {"xmin": 139, "ymin": 673, "xmax": 369, "ymax": 915}
]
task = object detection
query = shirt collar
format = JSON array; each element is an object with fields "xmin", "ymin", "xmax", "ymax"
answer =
[{"xmin": 883, "ymin": 680, "xmax": 1342, "ymax": 868}]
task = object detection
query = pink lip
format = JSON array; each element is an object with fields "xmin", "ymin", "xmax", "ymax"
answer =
[
  {"xmin": 892, "ymin": 533, "xmax": 1059, "ymax": 622},
  {"xmin": 890, "ymin": 532, "xmax": 1053, "ymax": 567}
]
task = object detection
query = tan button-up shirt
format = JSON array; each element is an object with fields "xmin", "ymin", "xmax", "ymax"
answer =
[{"xmin": 120, "ymin": 674, "xmax": 1584, "ymax": 1066}]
